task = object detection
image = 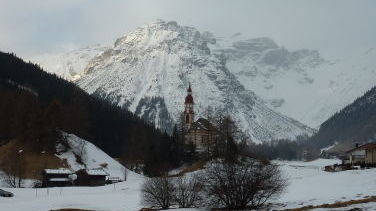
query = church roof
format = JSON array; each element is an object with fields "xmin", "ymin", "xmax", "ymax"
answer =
[
  {"xmin": 190, "ymin": 118, "xmax": 219, "ymax": 132},
  {"xmin": 185, "ymin": 94, "xmax": 194, "ymax": 104},
  {"xmin": 187, "ymin": 83, "xmax": 192, "ymax": 92}
]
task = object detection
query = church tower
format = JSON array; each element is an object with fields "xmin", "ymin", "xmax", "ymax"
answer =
[{"xmin": 184, "ymin": 83, "xmax": 195, "ymax": 130}]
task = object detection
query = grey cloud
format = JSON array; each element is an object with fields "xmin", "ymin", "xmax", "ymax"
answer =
[{"xmin": 0, "ymin": 0, "xmax": 375, "ymax": 59}]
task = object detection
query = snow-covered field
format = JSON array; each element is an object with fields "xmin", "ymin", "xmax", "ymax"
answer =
[
  {"xmin": 2, "ymin": 158, "xmax": 376, "ymax": 211},
  {"xmin": 0, "ymin": 174, "xmax": 143, "ymax": 211},
  {"xmin": 275, "ymin": 159, "xmax": 376, "ymax": 209},
  {"xmin": 1, "ymin": 135, "xmax": 375, "ymax": 211}
]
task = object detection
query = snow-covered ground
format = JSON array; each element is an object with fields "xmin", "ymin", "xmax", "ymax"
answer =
[
  {"xmin": 0, "ymin": 174, "xmax": 144, "ymax": 211},
  {"xmin": 274, "ymin": 159, "xmax": 376, "ymax": 209},
  {"xmin": 2, "ymin": 158, "xmax": 376, "ymax": 211},
  {"xmin": 0, "ymin": 133, "xmax": 144, "ymax": 211}
]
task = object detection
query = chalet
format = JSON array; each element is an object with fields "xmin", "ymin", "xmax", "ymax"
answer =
[
  {"xmin": 75, "ymin": 169, "xmax": 108, "ymax": 186},
  {"xmin": 183, "ymin": 84, "xmax": 221, "ymax": 152},
  {"xmin": 42, "ymin": 168, "xmax": 73, "ymax": 187},
  {"xmin": 345, "ymin": 143, "xmax": 376, "ymax": 165}
]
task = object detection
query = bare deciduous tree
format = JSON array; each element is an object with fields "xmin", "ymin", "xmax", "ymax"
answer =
[
  {"xmin": 173, "ymin": 174, "xmax": 203, "ymax": 208},
  {"xmin": 203, "ymin": 160, "xmax": 286, "ymax": 210},
  {"xmin": 1, "ymin": 151, "xmax": 25, "ymax": 188},
  {"xmin": 141, "ymin": 175, "xmax": 175, "ymax": 209}
]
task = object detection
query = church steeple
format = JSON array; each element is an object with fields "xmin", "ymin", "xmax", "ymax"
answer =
[{"xmin": 184, "ymin": 83, "xmax": 194, "ymax": 130}]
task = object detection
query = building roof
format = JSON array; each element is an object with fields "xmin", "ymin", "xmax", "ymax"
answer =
[
  {"xmin": 326, "ymin": 143, "xmax": 355, "ymax": 154},
  {"xmin": 346, "ymin": 143, "xmax": 376, "ymax": 153},
  {"xmin": 77, "ymin": 169, "xmax": 108, "ymax": 176},
  {"xmin": 49, "ymin": 178, "xmax": 71, "ymax": 182},
  {"xmin": 185, "ymin": 94, "xmax": 194, "ymax": 104},
  {"xmin": 86, "ymin": 169, "xmax": 108, "ymax": 176},
  {"xmin": 189, "ymin": 118, "xmax": 219, "ymax": 133},
  {"xmin": 44, "ymin": 168, "xmax": 72, "ymax": 175}
]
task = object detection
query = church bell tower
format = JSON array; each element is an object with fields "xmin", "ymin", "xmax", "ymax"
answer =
[{"xmin": 184, "ymin": 83, "xmax": 195, "ymax": 130}]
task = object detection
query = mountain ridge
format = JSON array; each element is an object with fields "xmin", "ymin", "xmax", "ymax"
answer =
[{"xmin": 32, "ymin": 20, "xmax": 314, "ymax": 143}]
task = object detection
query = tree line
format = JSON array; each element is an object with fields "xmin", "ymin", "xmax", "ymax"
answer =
[{"xmin": 308, "ymin": 85, "xmax": 376, "ymax": 150}]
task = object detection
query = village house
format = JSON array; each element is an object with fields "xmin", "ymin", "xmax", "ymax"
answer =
[
  {"xmin": 345, "ymin": 143, "xmax": 376, "ymax": 165},
  {"xmin": 321, "ymin": 143, "xmax": 355, "ymax": 160},
  {"xmin": 42, "ymin": 168, "xmax": 74, "ymax": 187},
  {"xmin": 183, "ymin": 84, "xmax": 221, "ymax": 153},
  {"xmin": 75, "ymin": 169, "xmax": 108, "ymax": 186}
]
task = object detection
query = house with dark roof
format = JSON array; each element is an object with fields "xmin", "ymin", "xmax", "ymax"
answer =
[{"xmin": 183, "ymin": 84, "xmax": 221, "ymax": 153}]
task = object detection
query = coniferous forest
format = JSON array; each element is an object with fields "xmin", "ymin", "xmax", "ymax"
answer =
[
  {"xmin": 0, "ymin": 52, "xmax": 183, "ymax": 176},
  {"xmin": 308, "ymin": 86, "xmax": 376, "ymax": 149}
]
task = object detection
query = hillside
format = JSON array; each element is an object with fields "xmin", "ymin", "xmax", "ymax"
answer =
[
  {"xmin": 309, "ymin": 86, "xmax": 376, "ymax": 148},
  {"xmin": 31, "ymin": 20, "xmax": 314, "ymax": 143},
  {"xmin": 0, "ymin": 132, "xmax": 126, "ymax": 184},
  {"xmin": 0, "ymin": 52, "xmax": 181, "ymax": 176}
]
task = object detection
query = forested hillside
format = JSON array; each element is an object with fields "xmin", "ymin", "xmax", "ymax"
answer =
[
  {"xmin": 309, "ymin": 86, "xmax": 376, "ymax": 149},
  {"xmin": 0, "ymin": 52, "xmax": 182, "ymax": 175}
]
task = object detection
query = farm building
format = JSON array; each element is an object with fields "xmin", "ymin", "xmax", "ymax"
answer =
[
  {"xmin": 345, "ymin": 143, "xmax": 376, "ymax": 165},
  {"xmin": 42, "ymin": 168, "xmax": 74, "ymax": 187},
  {"xmin": 75, "ymin": 169, "xmax": 108, "ymax": 186}
]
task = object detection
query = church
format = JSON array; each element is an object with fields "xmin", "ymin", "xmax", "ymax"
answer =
[{"xmin": 183, "ymin": 84, "xmax": 220, "ymax": 152}]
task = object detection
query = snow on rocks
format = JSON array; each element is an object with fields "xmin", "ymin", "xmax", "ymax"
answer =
[{"xmin": 217, "ymin": 36, "xmax": 376, "ymax": 128}]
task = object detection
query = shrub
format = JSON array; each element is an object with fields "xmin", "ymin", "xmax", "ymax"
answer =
[
  {"xmin": 202, "ymin": 159, "xmax": 286, "ymax": 210},
  {"xmin": 141, "ymin": 175, "xmax": 174, "ymax": 209},
  {"xmin": 173, "ymin": 174, "xmax": 203, "ymax": 208}
]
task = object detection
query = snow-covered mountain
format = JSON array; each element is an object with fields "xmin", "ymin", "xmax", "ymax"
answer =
[
  {"xmin": 31, "ymin": 20, "xmax": 314, "ymax": 143},
  {"xmin": 32, "ymin": 44, "xmax": 108, "ymax": 81},
  {"xmin": 213, "ymin": 34, "xmax": 376, "ymax": 128}
]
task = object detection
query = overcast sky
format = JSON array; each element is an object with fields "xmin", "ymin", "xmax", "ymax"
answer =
[{"xmin": 0, "ymin": 0, "xmax": 375, "ymax": 59}]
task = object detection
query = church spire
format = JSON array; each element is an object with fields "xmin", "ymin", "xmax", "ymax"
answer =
[
  {"xmin": 184, "ymin": 83, "xmax": 194, "ymax": 130},
  {"xmin": 185, "ymin": 82, "xmax": 194, "ymax": 105},
  {"xmin": 187, "ymin": 82, "xmax": 192, "ymax": 94}
]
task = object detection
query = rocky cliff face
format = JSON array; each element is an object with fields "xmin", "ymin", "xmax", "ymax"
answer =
[{"xmin": 213, "ymin": 34, "xmax": 376, "ymax": 128}]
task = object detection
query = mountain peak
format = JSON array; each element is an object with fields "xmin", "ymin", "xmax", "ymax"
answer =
[
  {"xmin": 71, "ymin": 20, "xmax": 314, "ymax": 142},
  {"xmin": 113, "ymin": 20, "xmax": 215, "ymax": 52}
]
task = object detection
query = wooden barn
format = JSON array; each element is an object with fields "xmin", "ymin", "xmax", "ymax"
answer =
[
  {"xmin": 75, "ymin": 169, "xmax": 108, "ymax": 186},
  {"xmin": 42, "ymin": 168, "xmax": 73, "ymax": 187}
]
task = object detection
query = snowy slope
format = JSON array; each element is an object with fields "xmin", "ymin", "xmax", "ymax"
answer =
[
  {"xmin": 73, "ymin": 20, "xmax": 314, "ymax": 142},
  {"xmin": 56, "ymin": 132, "xmax": 126, "ymax": 179},
  {"xmin": 213, "ymin": 35, "xmax": 376, "ymax": 128}
]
